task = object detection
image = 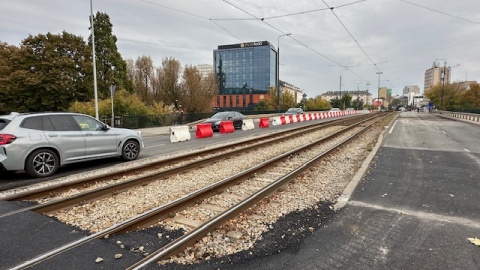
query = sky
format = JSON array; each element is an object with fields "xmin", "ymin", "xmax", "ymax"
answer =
[{"xmin": 1, "ymin": 0, "xmax": 480, "ymax": 98}]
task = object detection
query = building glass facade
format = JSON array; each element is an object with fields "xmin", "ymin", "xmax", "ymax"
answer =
[{"xmin": 214, "ymin": 41, "xmax": 277, "ymax": 96}]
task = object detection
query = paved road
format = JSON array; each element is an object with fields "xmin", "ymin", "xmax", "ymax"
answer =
[
  {"xmin": 224, "ymin": 112, "xmax": 480, "ymax": 270},
  {"xmin": 1, "ymin": 112, "xmax": 479, "ymax": 269}
]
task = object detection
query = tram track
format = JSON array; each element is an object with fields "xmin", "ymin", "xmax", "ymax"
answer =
[
  {"xmin": 6, "ymin": 113, "xmax": 390, "ymax": 270},
  {"xmin": 0, "ymin": 114, "xmax": 372, "ymax": 216}
]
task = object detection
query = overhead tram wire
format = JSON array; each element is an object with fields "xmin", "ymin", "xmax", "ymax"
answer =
[
  {"xmin": 399, "ymin": 0, "xmax": 480, "ymax": 25},
  {"xmin": 139, "ymin": 0, "xmax": 243, "ymax": 42},
  {"xmin": 221, "ymin": 0, "xmax": 368, "ymax": 79},
  {"xmin": 140, "ymin": 0, "xmax": 370, "ymax": 84},
  {"xmin": 211, "ymin": 0, "xmax": 365, "ymax": 21},
  {"xmin": 321, "ymin": 0, "xmax": 387, "ymax": 86}
]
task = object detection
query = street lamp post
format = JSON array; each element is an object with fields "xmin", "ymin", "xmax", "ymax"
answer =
[
  {"xmin": 441, "ymin": 61, "xmax": 446, "ymax": 110},
  {"xmin": 110, "ymin": 84, "xmax": 116, "ymax": 127},
  {"xmin": 277, "ymin": 33, "xmax": 291, "ymax": 112},
  {"xmin": 366, "ymin": 82, "xmax": 371, "ymax": 106},
  {"xmin": 339, "ymin": 68, "xmax": 347, "ymax": 110},
  {"xmin": 90, "ymin": 0, "xmax": 99, "ymax": 120},
  {"xmin": 376, "ymin": 72, "xmax": 383, "ymax": 109}
]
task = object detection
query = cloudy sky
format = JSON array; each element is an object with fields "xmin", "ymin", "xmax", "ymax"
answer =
[{"xmin": 1, "ymin": 0, "xmax": 479, "ymax": 98}]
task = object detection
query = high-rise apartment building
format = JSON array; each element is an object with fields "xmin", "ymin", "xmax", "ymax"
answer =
[
  {"xmin": 195, "ymin": 64, "xmax": 214, "ymax": 78},
  {"xmin": 424, "ymin": 61, "xmax": 450, "ymax": 92},
  {"xmin": 213, "ymin": 41, "xmax": 277, "ymax": 110},
  {"xmin": 403, "ymin": 85, "xmax": 420, "ymax": 96}
]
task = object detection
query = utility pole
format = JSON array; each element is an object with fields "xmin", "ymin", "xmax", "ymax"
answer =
[
  {"xmin": 366, "ymin": 82, "xmax": 371, "ymax": 106},
  {"xmin": 376, "ymin": 72, "xmax": 383, "ymax": 109},
  {"xmin": 277, "ymin": 33, "xmax": 291, "ymax": 112},
  {"xmin": 90, "ymin": 0, "xmax": 99, "ymax": 120}
]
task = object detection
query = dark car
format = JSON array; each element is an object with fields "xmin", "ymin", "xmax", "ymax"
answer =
[
  {"xmin": 284, "ymin": 108, "xmax": 304, "ymax": 115},
  {"xmin": 203, "ymin": 111, "xmax": 246, "ymax": 131}
]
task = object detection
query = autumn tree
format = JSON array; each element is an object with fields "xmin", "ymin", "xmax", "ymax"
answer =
[
  {"xmin": 424, "ymin": 83, "xmax": 464, "ymax": 110},
  {"xmin": 180, "ymin": 65, "xmax": 217, "ymax": 113},
  {"xmin": 131, "ymin": 55, "xmax": 155, "ymax": 104},
  {"xmin": 156, "ymin": 57, "xmax": 181, "ymax": 106},
  {"xmin": 460, "ymin": 83, "xmax": 480, "ymax": 109},
  {"xmin": 280, "ymin": 90, "xmax": 296, "ymax": 110},
  {"xmin": 305, "ymin": 96, "xmax": 331, "ymax": 110}
]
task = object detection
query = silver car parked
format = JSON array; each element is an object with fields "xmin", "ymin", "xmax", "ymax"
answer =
[{"xmin": 0, "ymin": 112, "xmax": 144, "ymax": 178}]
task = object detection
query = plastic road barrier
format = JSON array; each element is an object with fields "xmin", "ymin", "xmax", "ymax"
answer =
[
  {"xmin": 219, "ymin": 121, "xmax": 234, "ymax": 133},
  {"xmin": 280, "ymin": 115, "xmax": 286, "ymax": 125},
  {"xmin": 196, "ymin": 123, "xmax": 213, "ymax": 138},
  {"xmin": 259, "ymin": 117, "xmax": 270, "ymax": 128},
  {"xmin": 170, "ymin": 126, "xmax": 191, "ymax": 143},
  {"xmin": 272, "ymin": 116, "xmax": 281, "ymax": 126},
  {"xmin": 242, "ymin": 119, "xmax": 255, "ymax": 130}
]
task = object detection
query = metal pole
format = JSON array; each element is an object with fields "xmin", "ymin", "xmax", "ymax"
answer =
[
  {"xmin": 277, "ymin": 33, "xmax": 291, "ymax": 112},
  {"xmin": 366, "ymin": 82, "xmax": 370, "ymax": 106},
  {"xmin": 90, "ymin": 0, "xmax": 99, "ymax": 119},
  {"xmin": 339, "ymin": 73, "xmax": 342, "ymax": 109},
  {"xmin": 110, "ymin": 84, "xmax": 116, "ymax": 127},
  {"xmin": 376, "ymin": 72, "xmax": 383, "ymax": 109},
  {"xmin": 339, "ymin": 68, "xmax": 346, "ymax": 109},
  {"xmin": 441, "ymin": 61, "xmax": 446, "ymax": 110}
]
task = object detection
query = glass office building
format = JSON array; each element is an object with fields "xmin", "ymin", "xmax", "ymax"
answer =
[{"xmin": 213, "ymin": 41, "xmax": 277, "ymax": 110}]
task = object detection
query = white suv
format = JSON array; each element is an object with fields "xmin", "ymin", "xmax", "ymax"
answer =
[{"xmin": 0, "ymin": 112, "xmax": 144, "ymax": 178}]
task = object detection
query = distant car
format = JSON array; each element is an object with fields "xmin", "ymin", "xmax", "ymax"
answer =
[
  {"xmin": 0, "ymin": 112, "xmax": 144, "ymax": 178},
  {"xmin": 361, "ymin": 109, "xmax": 370, "ymax": 114},
  {"xmin": 284, "ymin": 108, "xmax": 304, "ymax": 115},
  {"xmin": 345, "ymin": 108, "xmax": 354, "ymax": 111},
  {"xmin": 329, "ymin": 108, "xmax": 341, "ymax": 112},
  {"xmin": 203, "ymin": 111, "xmax": 246, "ymax": 131}
]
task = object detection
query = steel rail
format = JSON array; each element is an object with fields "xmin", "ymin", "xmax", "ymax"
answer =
[
  {"xmin": 1, "ymin": 115, "xmax": 363, "ymax": 202},
  {"xmin": 8, "ymin": 113, "xmax": 387, "ymax": 270}
]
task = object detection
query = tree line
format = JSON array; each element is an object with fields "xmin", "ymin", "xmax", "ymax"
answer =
[
  {"xmin": 0, "ymin": 12, "xmax": 218, "ymax": 117},
  {"xmin": 0, "ymin": 11, "xmax": 347, "ymax": 117},
  {"xmin": 424, "ymin": 82, "xmax": 480, "ymax": 111}
]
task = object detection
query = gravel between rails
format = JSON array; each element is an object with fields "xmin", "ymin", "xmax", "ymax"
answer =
[
  {"xmin": 49, "ymin": 126, "xmax": 344, "ymax": 233},
  {"xmin": 154, "ymin": 126, "xmax": 380, "ymax": 267}
]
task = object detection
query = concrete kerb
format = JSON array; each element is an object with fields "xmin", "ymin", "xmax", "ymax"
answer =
[{"xmin": 334, "ymin": 113, "xmax": 399, "ymax": 211}]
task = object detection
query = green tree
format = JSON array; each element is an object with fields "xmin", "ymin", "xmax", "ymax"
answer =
[
  {"xmin": 280, "ymin": 91, "xmax": 296, "ymax": 110},
  {"xmin": 460, "ymin": 83, "xmax": 480, "ymax": 109},
  {"xmin": 4, "ymin": 32, "xmax": 91, "ymax": 112},
  {"xmin": 69, "ymin": 88, "xmax": 172, "ymax": 117},
  {"xmin": 254, "ymin": 99, "xmax": 270, "ymax": 111},
  {"xmin": 89, "ymin": 12, "xmax": 133, "ymax": 99},
  {"xmin": 424, "ymin": 83, "xmax": 464, "ymax": 110},
  {"xmin": 305, "ymin": 96, "xmax": 331, "ymax": 110},
  {"xmin": 0, "ymin": 42, "xmax": 19, "ymax": 113}
]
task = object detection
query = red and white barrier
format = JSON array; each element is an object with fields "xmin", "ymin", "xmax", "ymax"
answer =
[
  {"xmin": 219, "ymin": 121, "xmax": 234, "ymax": 133},
  {"xmin": 196, "ymin": 123, "xmax": 213, "ymax": 138},
  {"xmin": 259, "ymin": 117, "xmax": 270, "ymax": 128},
  {"xmin": 170, "ymin": 126, "xmax": 191, "ymax": 143},
  {"xmin": 242, "ymin": 119, "xmax": 255, "ymax": 130}
]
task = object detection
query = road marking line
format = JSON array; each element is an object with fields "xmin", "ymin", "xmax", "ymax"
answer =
[
  {"xmin": 144, "ymin": 144, "xmax": 165, "ymax": 149},
  {"xmin": 388, "ymin": 120, "xmax": 398, "ymax": 134},
  {"xmin": 464, "ymin": 149, "xmax": 471, "ymax": 152}
]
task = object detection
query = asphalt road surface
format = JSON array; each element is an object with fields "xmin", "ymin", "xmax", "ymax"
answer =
[
  {"xmin": 1, "ymin": 112, "xmax": 479, "ymax": 270},
  {"xmin": 211, "ymin": 112, "xmax": 480, "ymax": 270}
]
